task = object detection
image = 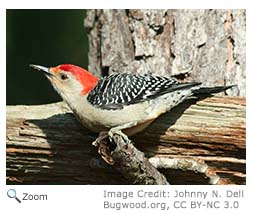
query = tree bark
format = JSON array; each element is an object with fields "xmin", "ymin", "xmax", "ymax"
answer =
[
  {"xmin": 7, "ymin": 96, "xmax": 245, "ymax": 185},
  {"xmin": 84, "ymin": 9, "xmax": 245, "ymax": 96},
  {"xmin": 82, "ymin": 9, "xmax": 246, "ymax": 184},
  {"xmin": 6, "ymin": 9, "xmax": 246, "ymax": 185}
]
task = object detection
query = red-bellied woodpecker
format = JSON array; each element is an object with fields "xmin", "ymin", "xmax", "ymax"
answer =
[{"xmin": 30, "ymin": 64, "xmax": 234, "ymax": 137}]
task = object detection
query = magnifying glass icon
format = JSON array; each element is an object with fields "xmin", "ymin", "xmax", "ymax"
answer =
[{"xmin": 7, "ymin": 189, "xmax": 21, "ymax": 203}]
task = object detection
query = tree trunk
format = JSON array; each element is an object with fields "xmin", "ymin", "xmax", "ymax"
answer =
[
  {"xmin": 85, "ymin": 9, "xmax": 245, "ymax": 96},
  {"xmin": 7, "ymin": 96, "xmax": 245, "ymax": 185},
  {"xmin": 82, "ymin": 9, "xmax": 246, "ymax": 184},
  {"xmin": 7, "ymin": 9, "xmax": 246, "ymax": 185}
]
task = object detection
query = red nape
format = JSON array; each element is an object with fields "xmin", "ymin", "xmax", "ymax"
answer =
[{"xmin": 57, "ymin": 64, "xmax": 99, "ymax": 95}]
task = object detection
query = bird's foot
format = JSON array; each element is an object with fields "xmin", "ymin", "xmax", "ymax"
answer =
[
  {"xmin": 108, "ymin": 128, "xmax": 131, "ymax": 144},
  {"xmin": 92, "ymin": 131, "xmax": 108, "ymax": 147}
]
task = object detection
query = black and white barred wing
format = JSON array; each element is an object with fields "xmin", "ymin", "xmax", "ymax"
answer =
[{"xmin": 87, "ymin": 73, "xmax": 200, "ymax": 110}]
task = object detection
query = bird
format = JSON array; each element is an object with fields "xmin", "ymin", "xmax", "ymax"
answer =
[{"xmin": 30, "ymin": 64, "xmax": 234, "ymax": 138}]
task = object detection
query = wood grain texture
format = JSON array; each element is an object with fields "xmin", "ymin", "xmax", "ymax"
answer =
[
  {"xmin": 6, "ymin": 9, "xmax": 246, "ymax": 185},
  {"xmin": 6, "ymin": 96, "xmax": 245, "ymax": 185}
]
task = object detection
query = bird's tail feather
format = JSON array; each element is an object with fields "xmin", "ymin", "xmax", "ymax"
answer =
[{"xmin": 192, "ymin": 85, "xmax": 236, "ymax": 95}]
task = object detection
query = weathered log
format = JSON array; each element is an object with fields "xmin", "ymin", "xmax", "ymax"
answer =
[{"xmin": 6, "ymin": 96, "xmax": 245, "ymax": 184}]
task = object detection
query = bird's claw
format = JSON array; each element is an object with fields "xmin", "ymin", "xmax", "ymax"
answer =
[
  {"xmin": 92, "ymin": 131, "xmax": 108, "ymax": 147},
  {"xmin": 108, "ymin": 128, "xmax": 131, "ymax": 144}
]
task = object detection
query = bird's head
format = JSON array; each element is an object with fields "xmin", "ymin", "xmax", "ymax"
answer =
[{"xmin": 30, "ymin": 64, "xmax": 99, "ymax": 100}]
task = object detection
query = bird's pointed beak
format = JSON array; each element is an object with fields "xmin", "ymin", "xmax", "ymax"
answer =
[{"xmin": 30, "ymin": 64, "xmax": 54, "ymax": 77}]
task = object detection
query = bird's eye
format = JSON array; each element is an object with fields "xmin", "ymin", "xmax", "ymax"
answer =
[{"xmin": 60, "ymin": 73, "xmax": 68, "ymax": 81}]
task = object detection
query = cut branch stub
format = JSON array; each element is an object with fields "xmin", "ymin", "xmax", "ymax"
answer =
[{"xmin": 93, "ymin": 132, "xmax": 169, "ymax": 185}]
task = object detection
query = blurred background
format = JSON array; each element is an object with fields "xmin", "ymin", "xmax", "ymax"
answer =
[{"xmin": 6, "ymin": 10, "xmax": 88, "ymax": 105}]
